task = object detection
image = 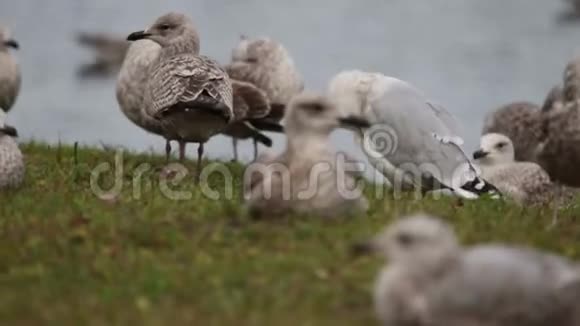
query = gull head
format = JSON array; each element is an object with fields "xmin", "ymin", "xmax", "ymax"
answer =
[
  {"xmin": 0, "ymin": 26, "xmax": 19, "ymax": 51},
  {"xmin": 284, "ymin": 92, "xmax": 370, "ymax": 137},
  {"xmin": 327, "ymin": 70, "xmax": 382, "ymax": 119},
  {"xmin": 231, "ymin": 36, "xmax": 281, "ymax": 64},
  {"xmin": 356, "ymin": 214, "xmax": 459, "ymax": 269},
  {"xmin": 127, "ymin": 12, "xmax": 199, "ymax": 52},
  {"xmin": 473, "ymin": 133, "xmax": 515, "ymax": 166}
]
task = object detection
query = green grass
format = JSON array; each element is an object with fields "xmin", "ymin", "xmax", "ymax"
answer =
[{"xmin": 1, "ymin": 142, "xmax": 580, "ymax": 325}]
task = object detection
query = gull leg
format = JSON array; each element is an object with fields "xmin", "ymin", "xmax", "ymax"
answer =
[
  {"xmin": 196, "ymin": 143, "xmax": 204, "ymax": 184},
  {"xmin": 253, "ymin": 138, "xmax": 258, "ymax": 161},
  {"xmin": 179, "ymin": 141, "xmax": 187, "ymax": 161},
  {"xmin": 232, "ymin": 138, "xmax": 239, "ymax": 162},
  {"xmin": 165, "ymin": 140, "xmax": 172, "ymax": 163}
]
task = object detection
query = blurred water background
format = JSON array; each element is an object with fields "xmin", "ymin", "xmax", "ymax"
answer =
[{"xmin": 1, "ymin": 0, "xmax": 579, "ymax": 162}]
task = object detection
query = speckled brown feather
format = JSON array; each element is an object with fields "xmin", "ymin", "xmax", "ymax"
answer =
[
  {"xmin": 149, "ymin": 54, "xmax": 233, "ymax": 119},
  {"xmin": 231, "ymin": 79, "xmax": 270, "ymax": 120}
]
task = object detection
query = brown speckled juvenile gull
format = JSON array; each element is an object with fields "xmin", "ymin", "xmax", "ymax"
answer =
[
  {"xmin": 244, "ymin": 92, "xmax": 369, "ymax": 218},
  {"xmin": 127, "ymin": 13, "xmax": 233, "ymax": 180},
  {"xmin": 359, "ymin": 214, "xmax": 580, "ymax": 326},
  {"xmin": 0, "ymin": 26, "xmax": 20, "ymax": 112},
  {"xmin": 536, "ymin": 56, "xmax": 580, "ymax": 186},
  {"xmin": 474, "ymin": 133, "xmax": 578, "ymax": 206},
  {"xmin": 224, "ymin": 36, "xmax": 304, "ymax": 160},
  {"xmin": 563, "ymin": 55, "xmax": 580, "ymax": 103},
  {"xmin": 481, "ymin": 102, "xmax": 542, "ymax": 162},
  {"xmin": 542, "ymin": 85, "xmax": 564, "ymax": 113},
  {"xmin": 77, "ymin": 32, "xmax": 129, "ymax": 78},
  {"xmin": 0, "ymin": 111, "xmax": 23, "ymax": 189},
  {"xmin": 536, "ymin": 101, "xmax": 580, "ymax": 186}
]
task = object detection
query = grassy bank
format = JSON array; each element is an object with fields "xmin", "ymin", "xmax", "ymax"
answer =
[{"xmin": 1, "ymin": 142, "xmax": 579, "ymax": 325}]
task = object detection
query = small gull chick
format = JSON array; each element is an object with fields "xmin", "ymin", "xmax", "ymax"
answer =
[
  {"xmin": 473, "ymin": 133, "xmax": 578, "ymax": 205},
  {"xmin": 127, "ymin": 13, "xmax": 237, "ymax": 180},
  {"xmin": 358, "ymin": 214, "xmax": 580, "ymax": 326},
  {"xmin": 0, "ymin": 25, "xmax": 20, "ymax": 113},
  {"xmin": 244, "ymin": 92, "xmax": 369, "ymax": 218},
  {"xmin": 0, "ymin": 111, "xmax": 23, "ymax": 189}
]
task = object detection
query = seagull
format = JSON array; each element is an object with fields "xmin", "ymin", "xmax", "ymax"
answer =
[{"xmin": 328, "ymin": 70, "xmax": 499, "ymax": 199}]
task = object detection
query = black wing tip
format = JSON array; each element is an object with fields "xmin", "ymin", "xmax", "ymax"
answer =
[{"xmin": 461, "ymin": 178, "xmax": 502, "ymax": 198}]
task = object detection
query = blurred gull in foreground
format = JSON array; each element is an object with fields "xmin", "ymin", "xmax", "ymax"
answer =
[
  {"xmin": 244, "ymin": 92, "xmax": 369, "ymax": 218},
  {"xmin": 328, "ymin": 70, "xmax": 499, "ymax": 199},
  {"xmin": 474, "ymin": 133, "xmax": 577, "ymax": 206},
  {"xmin": 224, "ymin": 36, "xmax": 304, "ymax": 160},
  {"xmin": 358, "ymin": 214, "xmax": 580, "ymax": 326},
  {"xmin": 0, "ymin": 25, "xmax": 20, "ymax": 113},
  {"xmin": 127, "ymin": 13, "xmax": 237, "ymax": 180},
  {"xmin": 0, "ymin": 111, "xmax": 23, "ymax": 189}
]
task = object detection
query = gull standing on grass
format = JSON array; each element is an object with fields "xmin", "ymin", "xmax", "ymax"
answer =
[
  {"xmin": 355, "ymin": 214, "xmax": 580, "ymax": 326},
  {"xmin": 0, "ymin": 25, "xmax": 20, "ymax": 113},
  {"xmin": 0, "ymin": 111, "xmax": 23, "ymax": 189},
  {"xmin": 244, "ymin": 92, "xmax": 370, "ymax": 218},
  {"xmin": 223, "ymin": 79, "xmax": 274, "ymax": 161},
  {"xmin": 224, "ymin": 36, "xmax": 304, "ymax": 160},
  {"xmin": 127, "ymin": 13, "xmax": 255, "ymax": 181},
  {"xmin": 473, "ymin": 133, "xmax": 577, "ymax": 206},
  {"xmin": 328, "ymin": 70, "xmax": 499, "ymax": 199}
]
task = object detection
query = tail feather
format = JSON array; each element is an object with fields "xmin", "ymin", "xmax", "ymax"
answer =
[
  {"xmin": 252, "ymin": 132, "xmax": 273, "ymax": 147},
  {"xmin": 249, "ymin": 120, "xmax": 284, "ymax": 133},
  {"xmin": 243, "ymin": 122, "xmax": 273, "ymax": 146}
]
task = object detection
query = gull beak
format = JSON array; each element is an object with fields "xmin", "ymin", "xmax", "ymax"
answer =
[
  {"xmin": 127, "ymin": 30, "xmax": 152, "ymax": 41},
  {"xmin": 338, "ymin": 116, "xmax": 371, "ymax": 129},
  {"xmin": 472, "ymin": 149, "xmax": 489, "ymax": 160},
  {"xmin": 0, "ymin": 124, "xmax": 18, "ymax": 137},
  {"xmin": 349, "ymin": 240, "xmax": 378, "ymax": 257},
  {"xmin": 4, "ymin": 39, "xmax": 19, "ymax": 49}
]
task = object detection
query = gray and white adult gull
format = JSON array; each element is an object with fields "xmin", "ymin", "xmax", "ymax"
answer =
[
  {"xmin": 244, "ymin": 92, "xmax": 369, "ymax": 218},
  {"xmin": 328, "ymin": 70, "xmax": 499, "ymax": 198},
  {"xmin": 127, "ymin": 13, "xmax": 236, "ymax": 178},
  {"xmin": 0, "ymin": 25, "xmax": 20, "ymax": 113},
  {"xmin": 356, "ymin": 214, "xmax": 580, "ymax": 326}
]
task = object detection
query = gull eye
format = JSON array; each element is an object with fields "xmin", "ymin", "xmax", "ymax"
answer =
[
  {"xmin": 307, "ymin": 103, "xmax": 325, "ymax": 113},
  {"xmin": 159, "ymin": 24, "xmax": 171, "ymax": 31},
  {"xmin": 397, "ymin": 233, "xmax": 414, "ymax": 247},
  {"xmin": 496, "ymin": 142, "xmax": 507, "ymax": 149}
]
